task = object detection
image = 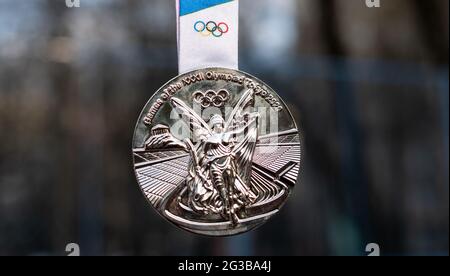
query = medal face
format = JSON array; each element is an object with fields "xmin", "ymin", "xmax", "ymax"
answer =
[{"xmin": 132, "ymin": 68, "xmax": 301, "ymax": 236}]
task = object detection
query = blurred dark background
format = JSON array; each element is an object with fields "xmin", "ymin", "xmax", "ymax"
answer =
[{"xmin": 0, "ymin": 0, "xmax": 448, "ymax": 256}]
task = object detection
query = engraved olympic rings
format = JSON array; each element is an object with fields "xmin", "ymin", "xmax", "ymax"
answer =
[
  {"xmin": 193, "ymin": 89, "xmax": 230, "ymax": 108},
  {"xmin": 194, "ymin": 21, "xmax": 229, "ymax": 37}
]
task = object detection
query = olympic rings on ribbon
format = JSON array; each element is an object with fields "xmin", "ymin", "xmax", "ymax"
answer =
[
  {"xmin": 194, "ymin": 21, "xmax": 229, "ymax": 37},
  {"xmin": 193, "ymin": 89, "xmax": 230, "ymax": 108}
]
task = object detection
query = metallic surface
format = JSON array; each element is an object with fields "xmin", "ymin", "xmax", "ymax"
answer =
[{"xmin": 132, "ymin": 68, "xmax": 301, "ymax": 236}]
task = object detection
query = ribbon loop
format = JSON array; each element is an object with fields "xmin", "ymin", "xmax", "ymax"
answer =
[{"xmin": 176, "ymin": 0, "xmax": 239, "ymax": 74}]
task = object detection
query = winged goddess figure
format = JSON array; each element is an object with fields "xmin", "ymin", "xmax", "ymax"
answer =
[{"xmin": 170, "ymin": 89, "xmax": 259, "ymax": 225}]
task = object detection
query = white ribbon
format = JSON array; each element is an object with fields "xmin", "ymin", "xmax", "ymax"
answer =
[{"xmin": 176, "ymin": 0, "xmax": 239, "ymax": 74}]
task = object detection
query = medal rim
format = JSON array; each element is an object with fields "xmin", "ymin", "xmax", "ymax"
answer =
[{"xmin": 131, "ymin": 67, "xmax": 302, "ymax": 237}]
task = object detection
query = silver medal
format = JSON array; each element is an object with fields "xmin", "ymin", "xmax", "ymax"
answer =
[{"xmin": 132, "ymin": 68, "xmax": 301, "ymax": 236}]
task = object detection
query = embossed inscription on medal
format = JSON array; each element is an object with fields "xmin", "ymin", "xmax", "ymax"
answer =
[{"xmin": 143, "ymin": 70, "xmax": 283, "ymax": 126}]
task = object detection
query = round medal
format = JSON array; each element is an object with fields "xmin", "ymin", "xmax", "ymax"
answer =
[{"xmin": 133, "ymin": 68, "xmax": 301, "ymax": 236}]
